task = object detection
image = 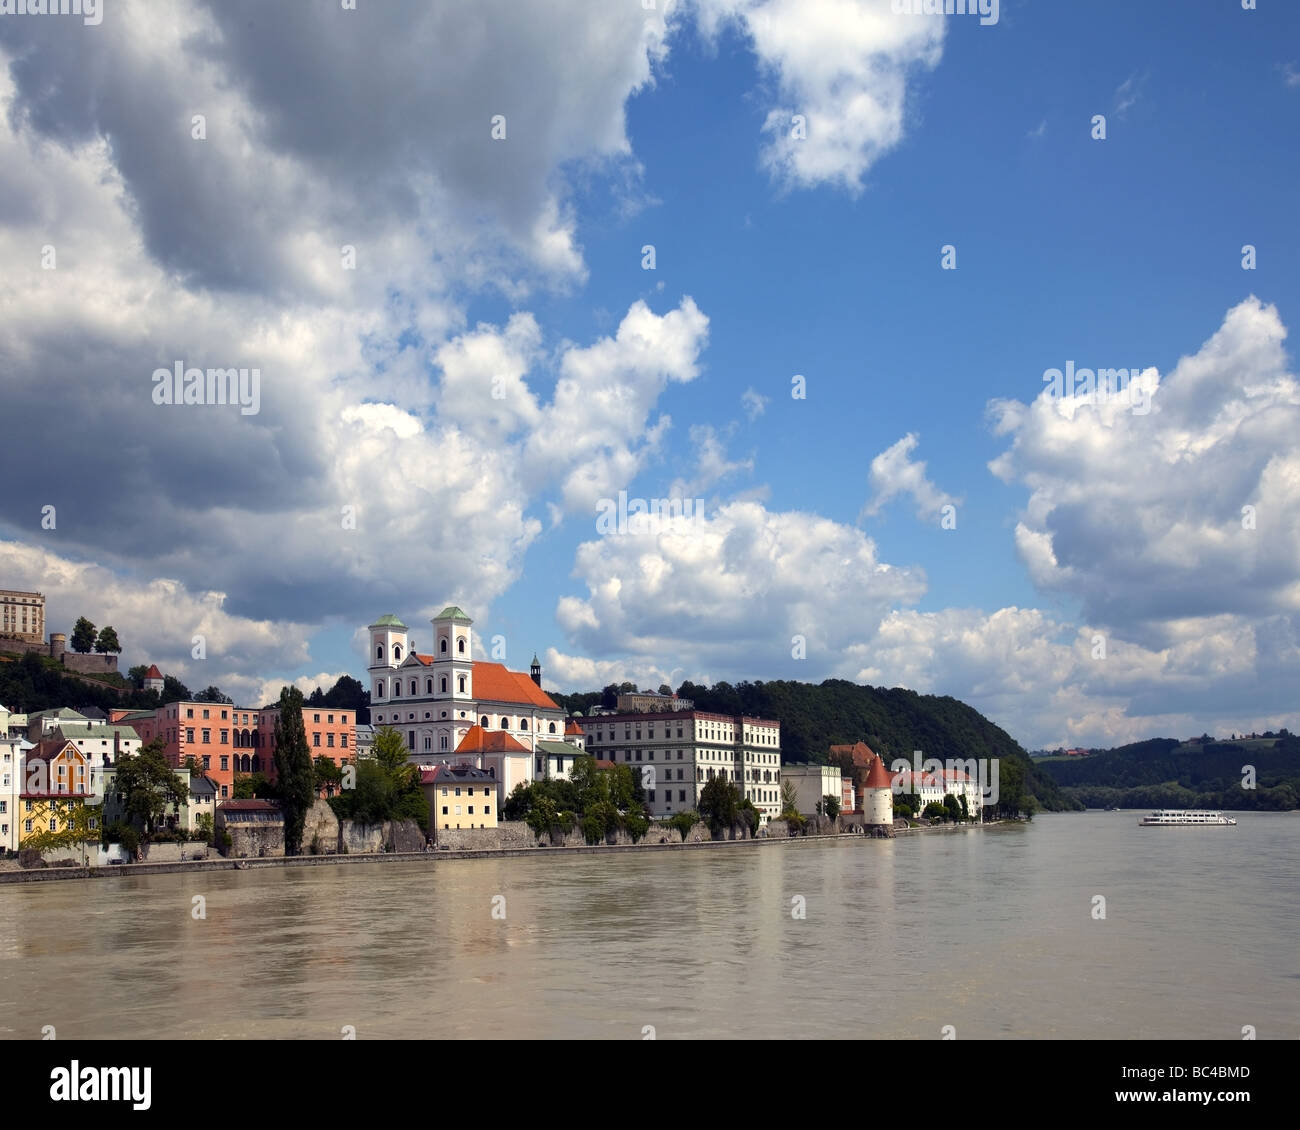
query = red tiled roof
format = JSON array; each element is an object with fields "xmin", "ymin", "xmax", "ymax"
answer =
[
  {"xmin": 829, "ymin": 741, "xmax": 877, "ymax": 767},
  {"xmin": 864, "ymin": 756, "xmax": 892, "ymax": 789},
  {"xmin": 455, "ymin": 724, "xmax": 530, "ymax": 756},
  {"xmin": 564, "ymin": 720, "xmax": 583, "ymax": 735},
  {"xmin": 472, "ymin": 662, "xmax": 559, "ymax": 710},
  {"xmin": 28, "ymin": 739, "xmax": 82, "ymax": 762},
  {"xmin": 145, "ymin": 664, "xmax": 163, "ymax": 679},
  {"xmin": 593, "ymin": 759, "xmax": 617, "ymax": 770}
]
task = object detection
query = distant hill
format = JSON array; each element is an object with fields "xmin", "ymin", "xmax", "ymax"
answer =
[
  {"xmin": 1036, "ymin": 735, "xmax": 1300, "ymax": 811},
  {"xmin": 554, "ymin": 677, "xmax": 1073, "ymax": 812}
]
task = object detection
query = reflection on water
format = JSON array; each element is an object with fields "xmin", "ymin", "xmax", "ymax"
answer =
[{"xmin": 1, "ymin": 812, "xmax": 1295, "ymax": 1039}]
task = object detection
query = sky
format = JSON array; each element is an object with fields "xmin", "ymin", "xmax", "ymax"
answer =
[{"xmin": 1, "ymin": 0, "xmax": 1298, "ymax": 751}]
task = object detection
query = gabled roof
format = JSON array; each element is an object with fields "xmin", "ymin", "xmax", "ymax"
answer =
[
  {"xmin": 29, "ymin": 738, "xmax": 84, "ymax": 761},
  {"xmin": 30, "ymin": 708, "xmax": 90, "ymax": 723},
  {"xmin": 564, "ymin": 720, "xmax": 583, "ymax": 736},
  {"xmin": 829, "ymin": 741, "xmax": 877, "ymax": 767},
  {"xmin": 399, "ymin": 652, "xmax": 432, "ymax": 667},
  {"xmin": 473, "ymin": 663, "xmax": 559, "ymax": 710},
  {"xmin": 455, "ymin": 724, "xmax": 530, "ymax": 756},
  {"xmin": 144, "ymin": 664, "xmax": 163, "ymax": 679}
]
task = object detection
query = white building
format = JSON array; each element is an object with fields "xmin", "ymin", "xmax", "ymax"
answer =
[
  {"xmin": 366, "ymin": 607, "xmax": 569, "ymax": 767},
  {"xmin": 892, "ymin": 764, "xmax": 982, "ymax": 820},
  {"xmin": 0, "ymin": 703, "xmax": 30, "ymax": 852},
  {"xmin": 781, "ymin": 764, "xmax": 844, "ymax": 817},
  {"xmin": 579, "ymin": 709, "xmax": 783, "ymax": 824}
]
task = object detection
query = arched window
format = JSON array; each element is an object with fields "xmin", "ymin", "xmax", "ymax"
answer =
[
  {"xmin": 457, "ymin": 638, "xmax": 465, "ymax": 654},
  {"xmin": 458, "ymin": 675, "xmax": 466, "ymax": 693},
  {"xmin": 410, "ymin": 680, "xmax": 417, "ymax": 696},
  {"xmin": 440, "ymin": 677, "xmax": 447, "ymax": 693},
  {"xmin": 548, "ymin": 722, "xmax": 556, "ymax": 734},
  {"xmin": 500, "ymin": 717, "xmax": 509, "ymax": 729},
  {"xmin": 394, "ymin": 645, "xmax": 402, "ymax": 661},
  {"xmin": 252, "ymin": 755, "xmax": 261, "ymax": 772},
  {"xmin": 376, "ymin": 683, "xmax": 385, "ymax": 699},
  {"xmin": 440, "ymin": 638, "xmax": 447, "ymax": 654},
  {"xmin": 480, "ymin": 716, "xmax": 489, "ymax": 727},
  {"xmin": 520, "ymin": 719, "xmax": 528, "ymax": 731},
  {"xmin": 376, "ymin": 644, "xmax": 383, "ymax": 660}
]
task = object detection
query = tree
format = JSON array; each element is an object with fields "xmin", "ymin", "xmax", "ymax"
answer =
[
  {"xmin": 22, "ymin": 799, "xmax": 100, "ymax": 859},
  {"xmin": 657, "ymin": 684, "xmax": 673, "ymax": 697},
  {"xmin": 233, "ymin": 772, "xmax": 276, "ymax": 799},
  {"xmin": 71, "ymin": 616, "xmax": 97, "ymax": 654},
  {"xmin": 372, "ymin": 726, "xmax": 416, "ymax": 790},
  {"xmin": 923, "ymin": 801, "xmax": 948, "ymax": 821},
  {"xmin": 194, "ymin": 686, "xmax": 233, "ymax": 704},
  {"xmin": 273, "ymin": 686, "xmax": 315, "ymax": 855},
  {"xmin": 823, "ymin": 793, "xmax": 841, "ymax": 821},
  {"xmin": 127, "ymin": 664, "xmax": 149, "ymax": 689},
  {"xmin": 115, "ymin": 738, "xmax": 188, "ymax": 837},
  {"xmin": 314, "ymin": 755, "xmax": 344, "ymax": 793},
  {"xmin": 94, "ymin": 626, "xmax": 122, "ymax": 654},
  {"xmin": 698, "ymin": 775, "xmax": 741, "ymax": 834},
  {"xmin": 943, "ymin": 793, "xmax": 962, "ymax": 822},
  {"xmin": 161, "ymin": 674, "xmax": 192, "ymax": 703}
]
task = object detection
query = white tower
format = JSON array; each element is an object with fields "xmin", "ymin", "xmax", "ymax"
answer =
[
  {"xmin": 367, "ymin": 614, "xmax": 408, "ymax": 705},
  {"xmin": 431, "ymin": 605, "xmax": 473, "ymax": 704}
]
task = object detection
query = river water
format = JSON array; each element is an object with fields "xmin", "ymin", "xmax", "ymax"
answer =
[{"xmin": 2, "ymin": 812, "xmax": 1295, "ymax": 1040}]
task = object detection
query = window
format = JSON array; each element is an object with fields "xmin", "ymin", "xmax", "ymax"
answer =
[
  {"xmin": 202, "ymin": 756, "xmax": 211, "ymax": 769},
  {"xmin": 221, "ymin": 710, "xmax": 228, "ymax": 720},
  {"xmin": 500, "ymin": 718, "xmax": 509, "ymax": 729},
  {"xmin": 186, "ymin": 708, "xmax": 194, "ymax": 719},
  {"xmin": 220, "ymin": 756, "xmax": 229, "ymax": 770},
  {"xmin": 24, "ymin": 819, "xmax": 32, "ymax": 833},
  {"xmin": 484, "ymin": 805, "xmax": 491, "ymax": 815},
  {"xmin": 520, "ymin": 719, "xmax": 528, "ymax": 730},
  {"xmin": 221, "ymin": 785, "xmax": 228, "ymax": 798},
  {"xmin": 442, "ymin": 806, "xmax": 448, "ymax": 815},
  {"xmin": 481, "ymin": 716, "xmax": 489, "ymax": 727},
  {"xmin": 327, "ymin": 733, "xmax": 335, "ymax": 748},
  {"xmin": 202, "ymin": 729, "xmax": 211, "ymax": 744},
  {"xmin": 457, "ymin": 638, "xmax": 465, "ymax": 654},
  {"xmin": 549, "ymin": 722, "xmax": 556, "ymax": 734},
  {"xmin": 340, "ymin": 734, "xmax": 349, "ymax": 748},
  {"xmin": 458, "ymin": 675, "xmax": 466, "ymax": 693},
  {"xmin": 410, "ymin": 680, "xmax": 417, "ymax": 696},
  {"xmin": 440, "ymin": 638, "xmax": 448, "ymax": 654},
  {"xmin": 312, "ymin": 733, "xmax": 320, "ymax": 747},
  {"xmin": 648, "ymin": 791, "xmax": 655, "ymax": 802},
  {"xmin": 202, "ymin": 709, "xmax": 210, "ymax": 719},
  {"xmin": 677, "ymin": 750, "xmax": 683, "ymax": 760},
  {"xmin": 0, "ymin": 802, "xmax": 4, "ymax": 814},
  {"xmin": 408, "ymin": 731, "xmax": 415, "ymax": 749},
  {"xmin": 439, "ymin": 735, "xmax": 448, "ymax": 751},
  {"xmin": 679, "ymin": 790, "xmax": 686, "ymax": 802},
  {"xmin": 220, "ymin": 729, "xmax": 228, "ymax": 744},
  {"xmin": 313, "ymin": 714, "xmax": 321, "ymax": 723},
  {"xmin": 50, "ymin": 818, "xmax": 57, "ymax": 832},
  {"xmin": 439, "ymin": 677, "xmax": 446, "ymax": 694},
  {"xmin": 455, "ymin": 805, "xmax": 461, "ymax": 815},
  {"xmin": 376, "ymin": 684, "xmax": 384, "ymax": 698},
  {"xmin": 454, "ymin": 787, "xmax": 461, "ymax": 796},
  {"xmin": 468, "ymin": 806, "xmax": 474, "ymax": 814}
]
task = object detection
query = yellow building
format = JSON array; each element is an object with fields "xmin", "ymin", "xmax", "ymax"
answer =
[
  {"xmin": 420, "ymin": 763, "xmax": 499, "ymax": 834},
  {"xmin": 20, "ymin": 739, "xmax": 102, "ymax": 848}
]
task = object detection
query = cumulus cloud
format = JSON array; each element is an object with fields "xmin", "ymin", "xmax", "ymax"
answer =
[
  {"xmin": 741, "ymin": 387, "xmax": 770, "ymax": 420},
  {"xmin": 861, "ymin": 433, "xmax": 957, "ymax": 521},
  {"xmin": 694, "ymin": 0, "xmax": 944, "ymax": 192}
]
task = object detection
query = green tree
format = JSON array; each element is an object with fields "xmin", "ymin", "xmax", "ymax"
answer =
[
  {"xmin": 233, "ymin": 772, "xmax": 276, "ymax": 799},
  {"xmin": 70, "ymin": 616, "xmax": 97, "ymax": 654},
  {"xmin": 115, "ymin": 738, "xmax": 188, "ymax": 836},
  {"xmin": 373, "ymin": 725, "xmax": 416, "ymax": 790},
  {"xmin": 194, "ymin": 812, "xmax": 214, "ymax": 845},
  {"xmin": 194, "ymin": 686, "xmax": 233, "ymax": 704},
  {"xmin": 657, "ymin": 684, "xmax": 673, "ymax": 697},
  {"xmin": 943, "ymin": 793, "xmax": 962, "ymax": 822},
  {"xmin": 127, "ymin": 664, "xmax": 149, "ymax": 689},
  {"xmin": 314, "ymin": 755, "xmax": 344, "ymax": 793},
  {"xmin": 161, "ymin": 674, "xmax": 192, "ymax": 704},
  {"xmin": 666, "ymin": 810, "xmax": 699, "ymax": 841},
  {"xmin": 698, "ymin": 775, "xmax": 740, "ymax": 834},
  {"xmin": 273, "ymin": 686, "xmax": 315, "ymax": 855},
  {"xmin": 823, "ymin": 793, "xmax": 841, "ymax": 820},
  {"xmin": 94, "ymin": 626, "xmax": 122, "ymax": 654},
  {"xmin": 22, "ymin": 799, "xmax": 100, "ymax": 858}
]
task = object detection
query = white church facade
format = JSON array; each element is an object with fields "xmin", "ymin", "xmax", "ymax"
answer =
[{"xmin": 366, "ymin": 606, "xmax": 571, "ymax": 772}]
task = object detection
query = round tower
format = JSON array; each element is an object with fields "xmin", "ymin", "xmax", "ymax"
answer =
[
  {"xmin": 864, "ymin": 756, "xmax": 894, "ymax": 827},
  {"xmin": 49, "ymin": 632, "xmax": 66, "ymax": 660}
]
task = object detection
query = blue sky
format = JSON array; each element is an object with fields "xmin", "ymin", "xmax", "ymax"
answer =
[{"xmin": 1, "ymin": 0, "xmax": 1298, "ymax": 749}]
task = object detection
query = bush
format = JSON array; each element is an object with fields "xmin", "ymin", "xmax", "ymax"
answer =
[{"xmin": 666, "ymin": 810, "xmax": 699, "ymax": 842}]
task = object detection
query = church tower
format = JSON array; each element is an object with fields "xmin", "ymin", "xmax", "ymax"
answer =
[
  {"xmin": 432, "ymin": 605, "xmax": 473, "ymax": 704},
  {"xmin": 530, "ymin": 653, "xmax": 541, "ymax": 687},
  {"xmin": 367, "ymin": 614, "xmax": 408, "ymax": 706}
]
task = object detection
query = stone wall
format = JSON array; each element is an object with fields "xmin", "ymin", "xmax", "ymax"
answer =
[
  {"xmin": 60, "ymin": 652, "xmax": 119, "ymax": 674},
  {"xmin": 338, "ymin": 817, "xmax": 424, "ymax": 854},
  {"xmin": 224, "ymin": 821, "xmax": 285, "ymax": 859},
  {"xmin": 304, "ymin": 800, "xmax": 340, "ymax": 854},
  {"xmin": 140, "ymin": 841, "xmax": 210, "ymax": 862}
]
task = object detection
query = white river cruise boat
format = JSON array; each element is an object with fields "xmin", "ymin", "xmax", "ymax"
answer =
[{"xmin": 1139, "ymin": 809, "xmax": 1237, "ymax": 826}]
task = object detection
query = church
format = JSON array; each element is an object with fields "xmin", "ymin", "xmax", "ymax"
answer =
[{"xmin": 366, "ymin": 606, "xmax": 572, "ymax": 788}]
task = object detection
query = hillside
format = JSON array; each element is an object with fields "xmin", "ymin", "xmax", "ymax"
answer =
[
  {"xmin": 1036, "ymin": 734, "xmax": 1300, "ymax": 811},
  {"xmin": 553, "ymin": 677, "xmax": 1073, "ymax": 812}
]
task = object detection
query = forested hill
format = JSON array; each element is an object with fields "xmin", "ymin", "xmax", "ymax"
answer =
[{"xmin": 553, "ymin": 677, "xmax": 1072, "ymax": 812}]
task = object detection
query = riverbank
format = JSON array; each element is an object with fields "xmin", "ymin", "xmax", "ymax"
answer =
[{"xmin": 0, "ymin": 818, "xmax": 1014, "ymax": 884}]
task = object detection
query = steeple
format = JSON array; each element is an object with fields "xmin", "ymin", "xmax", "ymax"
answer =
[{"xmin": 530, "ymin": 653, "xmax": 541, "ymax": 687}]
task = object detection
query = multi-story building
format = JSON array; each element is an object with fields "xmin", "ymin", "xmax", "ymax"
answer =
[
  {"xmin": 366, "ymin": 606, "xmax": 568, "ymax": 760},
  {"xmin": 53, "ymin": 720, "xmax": 141, "ymax": 765},
  {"xmin": 421, "ymin": 763, "xmax": 500, "ymax": 833},
  {"xmin": 579, "ymin": 709, "xmax": 782, "ymax": 824},
  {"xmin": 0, "ymin": 702, "xmax": 28, "ymax": 852},
  {"xmin": 121, "ymin": 701, "xmax": 356, "ymax": 801},
  {"xmin": 0, "ymin": 589, "xmax": 44, "ymax": 642},
  {"xmin": 18, "ymin": 739, "xmax": 103, "ymax": 848},
  {"xmin": 891, "ymin": 765, "xmax": 982, "ymax": 820},
  {"xmin": 615, "ymin": 690, "xmax": 694, "ymax": 714}
]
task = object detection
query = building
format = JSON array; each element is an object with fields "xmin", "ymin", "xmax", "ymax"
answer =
[
  {"xmin": 353, "ymin": 723, "xmax": 375, "ymax": 759},
  {"xmin": 780, "ymin": 764, "xmax": 845, "ymax": 817},
  {"xmin": 436, "ymin": 724, "xmax": 528, "ymax": 803},
  {"xmin": 0, "ymin": 703, "xmax": 30, "ymax": 852},
  {"xmin": 216, "ymin": 800, "xmax": 283, "ymax": 858},
  {"xmin": 861, "ymin": 756, "xmax": 894, "ymax": 828},
  {"xmin": 421, "ymin": 763, "xmax": 500, "ymax": 833},
  {"xmin": 142, "ymin": 664, "xmax": 164, "ymax": 694},
  {"xmin": 615, "ymin": 690, "xmax": 694, "ymax": 714},
  {"xmin": 891, "ymin": 764, "xmax": 982, "ymax": 820},
  {"xmin": 120, "ymin": 701, "xmax": 355, "ymax": 801},
  {"xmin": 365, "ymin": 607, "xmax": 568, "ymax": 760},
  {"xmin": 52, "ymin": 720, "xmax": 141, "ymax": 767},
  {"xmin": 579, "ymin": 709, "xmax": 783, "ymax": 824},
  {"xmin": 0, "ymin": 589, "xmax": 44, "ymax": 643},
  {"xmin": 18, "ymin": 739, "xmax": 103, "ymax": 848}
]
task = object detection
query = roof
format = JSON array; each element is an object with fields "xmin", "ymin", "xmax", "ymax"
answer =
[
  {"xmin": 370, "ymin": 614, "xmax": 408, "ymax": 628},
  {"xmin": 531, "ymin": 653, "xmax": 539, "ymax": 665},
  {"xmin": 190, "ymin": 775, "xmax": 218, "ymax": 798},
  {"xmin": 28, "ymin": 738, "xmax": 83, "ymax": 761},
  {"xmin": 75, "ymin": 706, "xmax": 109, "ymax": 721},
  {"xmin": 420, "ymin": 762, "xmax": 496, "ymax": 784},
  {"xmin": 30, "ymin": 708, "xmax": 90, "ymax": 723},
  {"xmin": 864, "ymin": 756, "xmax": 893, "ymax": 790},
  {"xmin": 472, "ymin": 662, "xmax": 559, "ymax": 710},
  {"xmin": 55, "ymin": 723, "xmax": 140, "ymax": 741},
  {"xmin": 435, "ymin": 605, "xmax": 471, "ymax": 621},
  {"xmin": 455, "ymin": 724, "xmax": 530, "ymax": 756},
  {"xmin": 535, "ymin": 740, "xmax": 583, "ymax": 757},
  {"xmin": 892, "ymin": 768, "xmax": 974, "ymax": 786},
  {"xmin": 564, "ymin": 720, "xmax": 583, "ymax": 736},
  {"xmin": 829, "ymin": 741, "xmax": 877, "ymax": 767},
  {"xmin": 218, "ymin": 799, "xmax": 280, "ymax": 812},
  {"xmin": 144, "ymin": 664, "xmax": 163, "ymax": 679}
]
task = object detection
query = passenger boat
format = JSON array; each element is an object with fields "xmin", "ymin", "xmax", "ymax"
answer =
[{"xmin": 1138, "ymin": 809, "xmax": 1236, "ymax": 826}]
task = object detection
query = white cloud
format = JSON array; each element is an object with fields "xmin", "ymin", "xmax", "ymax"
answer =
[
  {"xmin": 694, "ymin": 0, "xmax": 945, "ymax": 192},
  {"xmin": 861, "ymin": 433, "xmax": 957, "ymax": 521},
  {"xmin": 741, "ymin": 386, "xmax": 770, "ymax": 420}
]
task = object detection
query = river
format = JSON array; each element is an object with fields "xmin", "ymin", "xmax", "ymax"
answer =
[{"xmin": 2, "ymin": 811, "xmax": 1295, "ymax": 1039}]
